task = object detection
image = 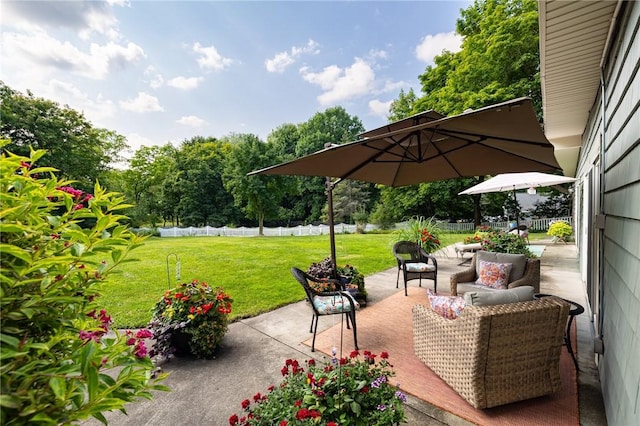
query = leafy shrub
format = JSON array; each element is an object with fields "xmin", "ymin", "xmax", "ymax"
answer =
[
  {"xmin": 0, "ymin": 143, "xmax": 168, "ymax": 425},
  {"xmin": 230, "ymin": 350, "xmax": 406, "ymax": 425},
  {"xmin": 481, "ymin": 231, "xmax": 534, "ymax": 257},
  {"xmin": 148, "ymin": 280, "xmax": 233, "ymax": 359},
  {"xmin": 547, "ymin": 220, "xmax": 572, "ymax": 240}
]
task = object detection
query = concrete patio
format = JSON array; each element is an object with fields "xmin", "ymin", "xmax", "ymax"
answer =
[{"xmin": 91, "ymin": 241, "xmax": 607, "ymax": 425}]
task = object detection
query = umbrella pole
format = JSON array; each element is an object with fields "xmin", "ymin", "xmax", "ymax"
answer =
[{"xmin": 326, "ymin": 177, "xmax": 338, "ymax": 277}]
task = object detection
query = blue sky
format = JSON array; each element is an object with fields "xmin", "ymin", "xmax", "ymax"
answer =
[{"xmin": 1, "ymin": 0, "xmax": 470, "ymax": 157}]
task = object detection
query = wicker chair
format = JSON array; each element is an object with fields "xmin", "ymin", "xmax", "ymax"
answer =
[
  {"xmin": 392, "ymin": 241, "xmax": 438, "ymax": 296},
  {"xmin": 291, "ymin": 267, "xmax": 358, "ymax": 352},
  {"xmin": 412, "ymin": 297, "xmax": 570, "ymax": 409},
  {"xmin": 450, "ymin": 251, "xmax": 540, "ymax": 296}
]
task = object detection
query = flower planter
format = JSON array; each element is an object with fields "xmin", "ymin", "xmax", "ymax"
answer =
[{"xmin": 170, "ymin": 330, "xmax": 194, "ymax": 357}]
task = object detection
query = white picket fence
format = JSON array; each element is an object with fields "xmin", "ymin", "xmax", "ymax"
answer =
[{"xmin": 154, "ymin": 217, "xmax": 572, "ymax": 238}]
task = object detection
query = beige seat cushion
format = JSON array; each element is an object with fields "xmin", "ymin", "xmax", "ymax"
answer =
[{"xmin": 475, "ymin": 251, "xmax": 527, "ymax": 283}]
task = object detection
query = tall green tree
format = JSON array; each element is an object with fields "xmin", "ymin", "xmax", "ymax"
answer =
[
  {"xmin": 223, "ymin": 133, "xmax": 295, "ymax": 235},
  {"xmin": 173, "ymin": 137, "xmax": 237, "ymax": 227},
  {"xmin": 0, "ymin": 82, "xmax": 127, "ymax": 191},
  {"xmin": 414, "ymin": 0, "xmax": 541, "ymax": 116},
  {"xmin": 382, "ymin": 0, "xmax": 542, "ymax": 226},
  {"xmin": 294, "ymin": 107, "xmax": 366, "ymax": 223},
  {"xmin": 120, "ymin": 144, "xmax": 177, "ymax": 226}
]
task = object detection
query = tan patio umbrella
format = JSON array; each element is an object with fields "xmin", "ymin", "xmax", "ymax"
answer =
[
  {"xmin": 249, "ymin": 97, "xmax": 561, "ymax": 270},
  {"xmin": 251, "ymin": 97, "xmax": 560, "ymax": 187}
]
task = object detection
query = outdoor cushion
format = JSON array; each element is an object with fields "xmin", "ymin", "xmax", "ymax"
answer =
[
  {"xmin": 475, "ymin": 260, "xmax": 512, "ymax": 289},
  {"xmin": 405, "ymin": 262, "xmax": 436, "ymax": 273},
  {"xmin": 427, "ymin": 289, "xmax": 466, "ymax": 319},
  {"xmin": 463, "ymin": 286, "xmax": 535, "ymax": 306},
  {"xmin": 476, "ymin": 251, "xmax": 526, "ymax": 283},
  {"xmin": 312, "ymin": 294, "xmax": 359, "ymax": 315}
]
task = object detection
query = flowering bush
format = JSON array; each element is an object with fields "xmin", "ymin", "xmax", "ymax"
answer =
[
  {"xmin": 547, "ymin": 220, "xmax": 572, "ymax": 240},
  {"xmin": 230, "ymin": 350, "xmax": 406, "ymax": 425},
  {"xmin": 395, "ymin": 216, "xmax": 442, "ymax": 253},
  {"xmin": 1, "ymin": 143, "xmax": 168, "ymax": 424},
  {"xmin": 148, "ymin": 280, "xmax": 233, "ymax": 359},
  {"xmin": 481, "ymin": 231, "xmax": 534, "ymax": 257},
  {"xmin": 463, "ymin": 225, "xmax": 493, "ymax": 244}
]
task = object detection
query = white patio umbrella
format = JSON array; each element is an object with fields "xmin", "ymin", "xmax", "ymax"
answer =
[{"xmin": 458, "ymin": 172, "xmax": 576, "ymax": 229}]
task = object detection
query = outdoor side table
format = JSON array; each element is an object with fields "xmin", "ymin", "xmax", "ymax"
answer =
[{"xmin": 534, "ymin": 293, "xmax": 585, "ymax": 370}]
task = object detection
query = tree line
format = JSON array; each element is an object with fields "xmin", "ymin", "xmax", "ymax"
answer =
[{"xmin": 0, "ymin": 0, "xmax": 570, "ymax": 232}]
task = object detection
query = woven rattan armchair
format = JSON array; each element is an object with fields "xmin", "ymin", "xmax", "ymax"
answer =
[
  {"xmin": 412, "ymin": 297, "xmax": 570, "ymax": 409},
  {"xmin": 450, "ymin": 251, "xmax": 540, "ymax": 296}
]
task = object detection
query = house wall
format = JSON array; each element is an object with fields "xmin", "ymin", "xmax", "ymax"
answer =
[{"xmin": 576, "ymin": 2, "xmax": 640, "ymax": 425}]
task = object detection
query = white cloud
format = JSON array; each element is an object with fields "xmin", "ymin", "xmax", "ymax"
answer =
[
  {"xmin": 123, "ymin": 133, "xmax": 158, "ymax": 155},
  {"xmin": 1, "ymin": 0, "xmax": 124, "ymax": 41},
  {"xmin": 47, "ymin": 79, "xmax": 116, "ymax": 123},
  {"xmin": 0, "ymin": 31, "xmax": 144, "ymax": 80},
  {"xmin": 193, "ymin": 42, "xmax": 234, "ymax": 71},
  {"xmin": 368, "ymin": 49, "xmax": 388, "ymax": 60},
  {"xmin": 119, "ymin": 92, "xmax": 164, "ymax": 112},
  {"xmin": 167, "ymin": 76, "xmax": 203, "ymax": 90},
  {"xmin": 300, "ymin": 58, "xmax": 376, "ymax": 105},
  {"xmin": 265, "ymin": 39, "xmax": 319, "ymax": 73},
  {"xmin": 415, "ymin": 31, "xmax": 463, "ymax": 64},
  {"xmin": 368, "ymin": 99, "xmax": 392, "ymax": 118},
  {"xmin": 177, "ymin": 116, "xmax": 207, "ymax": 127}
]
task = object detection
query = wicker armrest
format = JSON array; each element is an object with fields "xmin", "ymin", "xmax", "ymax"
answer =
[
  {"xmin": 450, "ymin": 267, "xmax": 476, "ymax": 295},
  {"xmin": 506, "ymin": 259, "xmax": 541, "ymax": 293}
]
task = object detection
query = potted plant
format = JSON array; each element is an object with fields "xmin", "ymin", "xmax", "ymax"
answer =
[
  {"xmin": 307, "ymin": 258, "xmax": 367, "ymax": 306},
  {"xmin": 547, "ymin": 220, "xmax": 573, "ymax": 243},
  {"xmin": 148, "ymin": 280, "xmax": 233, "ymax": 359},
  {"xmin": 395, "ymin": 216, "xmax": 442, "ymax": 254},
  {"xmin": 337, "ymin": 264, "xmax": 368, "ymax": 306},
  {"xmin": 229, "ymin": 350, "xmax": 406, "ymax": 425},
  {"xmin": 481, "ymin": 231, "xmax": 535, "ymax": 258}
]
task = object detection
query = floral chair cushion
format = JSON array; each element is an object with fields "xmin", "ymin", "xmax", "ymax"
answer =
[
  {"xmin": 405, "ymin": 262, "xmax": 435, "ymax": 273},
  {"xmin": 312, "ymin": 294, "xmax": 360, "ymax": 315},
  {"xmin": 427, "ymin": 289, "xmax": 466, "ymax": 319},
  {"xmin": 475, "ymin": 260, "xmax": 513, "ymax": 289}
]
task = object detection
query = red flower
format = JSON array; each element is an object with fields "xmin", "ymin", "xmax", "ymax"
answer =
[
  {"xmin": 281, "ymin": 366, "xmax": 288, "ymax": 376},
  {"xmin": 228, "ymin": 414, "xmax": 239, "ymax": 425},
  {"xmin": 349, "ymin": 350, "xmax": 359, "ymax": 358},
  {"xmin": 361, "ymin": 385, "xmax": 370, "ymax": 393},
  {"xmin": 253, "ymin": 392, "xmax": 261, "ymax": 402},
  {"xmin": 294, "ymin": 400, "xmax": 302, "ymax": 407},
  {"xmin": 241, "ymin": 399, "xmax": 250, "ymax": 409},
  {"xmin": 279, "ymin": 421, "xmax": 288, "ymax": 426},
  {"xmin": 327, "ymin": 423, "xmax": 338, "ymax": 426},
  {"xmin": 380, "ymin": 351, "xmax": 389, "ymax": 359}
]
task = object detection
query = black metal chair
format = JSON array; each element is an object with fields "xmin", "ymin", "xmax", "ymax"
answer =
[
  {"xmin": 392, "ymin": 241, "xmax": 438, "ymax": 296},
  {"xmin": 291, "ymin": 267, "xmax": 358, "ymax": 352}
]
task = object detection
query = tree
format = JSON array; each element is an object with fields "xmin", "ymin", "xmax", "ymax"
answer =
[
  {"xmin": 326, "ymin": 180, "xmax": 373, "ymax": 224},
  {"xmin": 387, "ymin": 88, "xmax": 418, "ymax": 122},
  {"xmin": 383, "ymin": 0, "xmax": 542, "ymax": 225},
  {"xmin": 223, "ymin": 133, "xmax": 295, "ymax": 235},
  {"xmin": 173, "ymin": 137, "xmax": 238, "ymax": 227},
  {"xmin": 0, "ymin": 82, "xmax": 127, "ymax": 191},
  {"xmin": 120, "ymin": 144, "xmax": 177, "ymax": 226},
  {"xmin": 293, "ymin": 107, "xmax": 366, "ymax": 223},
  {"xmin": 414, "ymin": 0, "xmax": 541, "ymax": 117}
]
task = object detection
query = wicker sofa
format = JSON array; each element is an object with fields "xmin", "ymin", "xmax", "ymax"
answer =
[
  {"xmin": 450, "ymin": 251, "xmax": 540, "ymax": 296},
  {"xmin": 412, "ymin": 297, "xmax": 569, "ymax": 409}
]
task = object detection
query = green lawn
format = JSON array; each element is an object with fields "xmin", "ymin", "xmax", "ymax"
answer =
[{"xmin": 100, "ymin": 233, "xmax": 471, "ymax": 328}]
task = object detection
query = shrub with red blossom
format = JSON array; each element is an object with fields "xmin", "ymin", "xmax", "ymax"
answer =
[{"xmin": 229, "ymin": 351, "xmax": 406, "ymax": 425}]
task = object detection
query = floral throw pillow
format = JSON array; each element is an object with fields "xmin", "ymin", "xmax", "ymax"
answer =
[
  {"xmin": 475, "ymin": 260, "xmax": 513, "ymax": 289},
  {"xmin": 427, "ymin": 289, "xmax": 466, "ymax": 319}
]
